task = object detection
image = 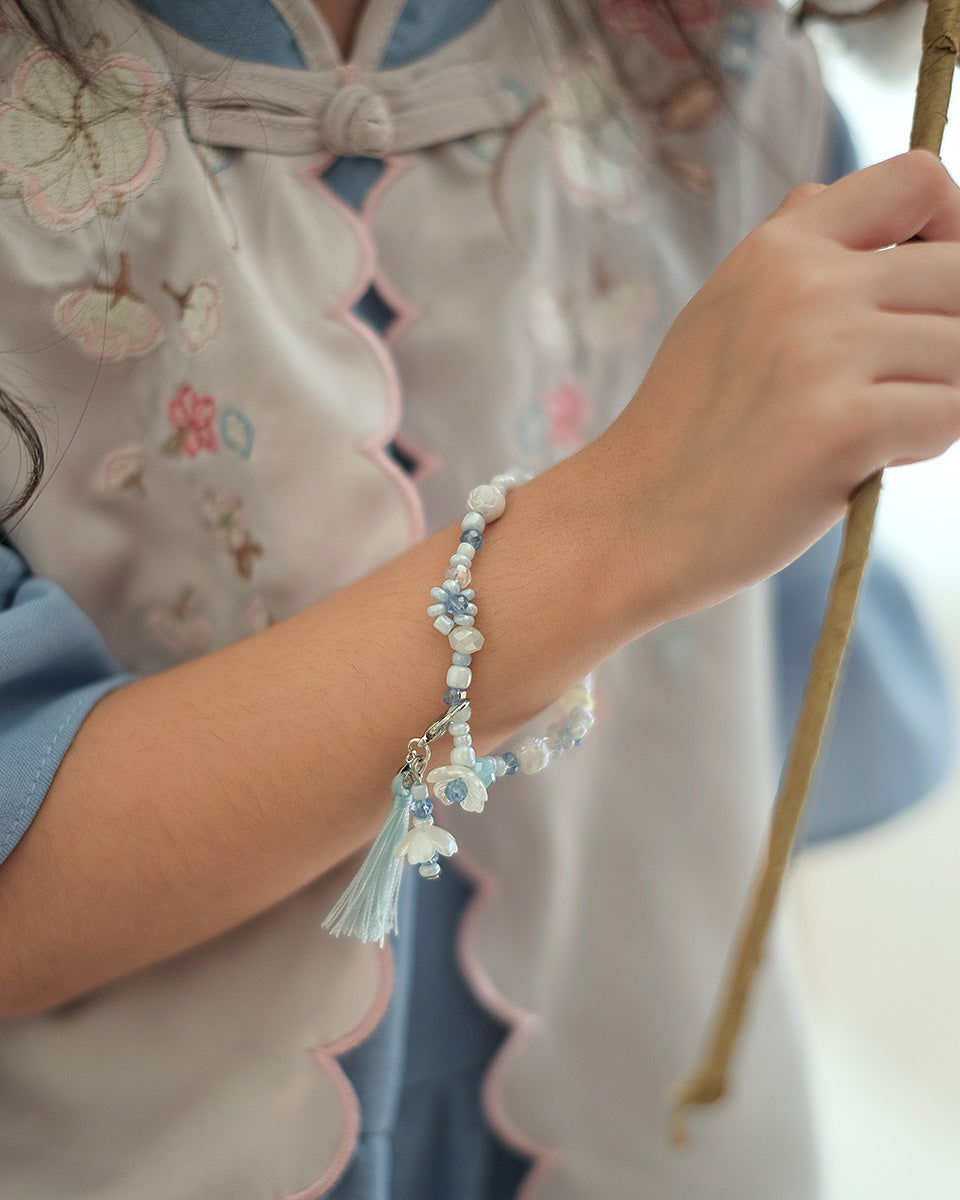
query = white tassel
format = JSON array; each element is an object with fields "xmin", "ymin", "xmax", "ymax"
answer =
[{"xmin": 322, "ymin": 774, "xmax": 411, "ymax": 945}]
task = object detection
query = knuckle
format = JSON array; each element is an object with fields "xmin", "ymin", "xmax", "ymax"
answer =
[{"xmin": 777, "ymin": 181, "xmax": 824, "ymax": 212}]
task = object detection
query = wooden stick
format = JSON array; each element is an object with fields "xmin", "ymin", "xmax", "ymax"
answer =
[{"xmin": 670, "ymin": 0, "xmax": 960, "ymax": 1143}]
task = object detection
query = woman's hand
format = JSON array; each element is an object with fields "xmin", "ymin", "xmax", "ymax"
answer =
[{"xmin": 603, "ymin": 150, "xmax": 960, "ymax": 620}]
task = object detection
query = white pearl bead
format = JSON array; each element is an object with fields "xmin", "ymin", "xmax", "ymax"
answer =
[
  {"xmin": 449, "ymin": 626, "xmax": 484, "ymax": 655},
  {"xmin": 461, "ymin": 511, "xmax": 485, "ymax": 533},
  {"xmin": 466, "ymin": 484, "xmax": 506, "ymax": 521},
  {"xmin": 452, "ymin": 733, "xmax": 472, "ymax": 747},
  {"xmin": 492, "ymin": 468, "xmax": 532, "ymax": 490},
  {"xmin": 446, "ymin": 665, "xmax": 472, "ymax": 689},
  {"xmin": 451, "ymin": 552, "xmax": 473, "ymax": 568},
  {"xmin": 450, "ymin": 746, "xmax": 476, "ymax": 766},
  {"xmin": 433, "ymin": 614, "xmax": 455, "ymax": 635},
  {"xmin": 456, "ymin": 542, "xmax": 475, "ymax": 561},
  {"xmin": 449, "ymin": 721, "xmax": 471, "ymax": 737},
  {"xmin": 514, "ymin": 736, "xmax": 549, "ymax": 774}
]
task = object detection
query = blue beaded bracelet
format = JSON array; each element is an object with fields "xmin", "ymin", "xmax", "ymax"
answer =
[{"xmin": 323, "ymin": 469, "xmax": 595, "ymax": 944}]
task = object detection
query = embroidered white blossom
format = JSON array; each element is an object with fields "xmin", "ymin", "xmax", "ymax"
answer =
[
  {"xmin": 0, "ymin": 49, "xmax": 167, "ymax": 230},
  {"xmin": 92, "ymin": 442, "xmax": 147, "ymax": 495},
  {"xmin": 55, "ymin": 255, "xmax": 164, "ymax": 362},
  {"xmin": 548, "ymin": 60, "xmax": 644, "ymax": 219},
  {"xmin": 427, "ymin": 764, "xmax": 488, "ymax": 813},
  {"xmin": 392, "ymin": 822, "xmax": 457, "ymax": 865},
  {"xmin": 145, "ymin": 589, "xmax": 212, "ymax": 657},
  {"xmin": 163, "ymin": 278, "xmax": 224, "ymax": 354}
]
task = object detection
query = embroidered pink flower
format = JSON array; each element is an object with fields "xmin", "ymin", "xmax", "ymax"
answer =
[
  {"xmin": 54, "ymin": 254, "xmax": 164, "ymax": 362},
  {"xmin": 162, "ymin": 278, "xmax": 224, "ymax": 354},
  {"xmin": 201, "ymin": 491, "xmax": 263, "ymax": 579},
  {"xmin": 542, "ymin": 380, "xmax": 589, "ymax": 449},
  {"xmin": 0, "ymin": 49, "xmax": 167, "ymax": 230},
  {"xmin": 164, "ymin": 385, "xmax": 219, "ymax": 458},
  {"xmin": 92, "ymin": 442, "xmax": 147, "ymax": 496},
  {"xmin": 599, "ymin": 0, "xmax": 721, "ymax": 61}
]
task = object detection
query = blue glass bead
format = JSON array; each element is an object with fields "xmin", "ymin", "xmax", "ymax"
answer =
[
  {"xmin": 460, "ymin": 528, "xmax": 483, "ymax": 550},
  {"xmin": 473, "ymin": 757, "xmax": 497, "ymax": 787},
  {"xmin": 411, "ymin": 798, "xmax": 433, "ymax": 820},
  {"xmin": 502, "ymin": 752, "xmax": 519, "ymax": 776},
  {"xmin": 444, "ymin": 687, "xmax": 465, "ymax": 706},
  {"xmin": 445, "ymin": 592, "xmax": 470, "ymax": 616},
  {"xmin": 446, "ymin": 777, "xmax": 469, "ymax": 805}
]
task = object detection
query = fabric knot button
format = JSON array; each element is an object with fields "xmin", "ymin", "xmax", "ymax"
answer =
[{"xmin": 322, "ymin": 83, "xmax": 394, "ymax": 156}]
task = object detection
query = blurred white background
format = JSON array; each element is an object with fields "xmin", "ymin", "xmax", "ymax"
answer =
[{"xmin": 783, "ymin": 13, "xmax": 960, "ymax": 1197}]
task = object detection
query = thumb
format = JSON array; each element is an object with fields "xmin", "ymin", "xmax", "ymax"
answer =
[{"xmin": 785, "ymin": 151, "xmax": 960, "ymax": 248}]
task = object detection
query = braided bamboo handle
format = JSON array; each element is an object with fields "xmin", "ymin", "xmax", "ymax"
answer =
[{"xmin": 670, "ymin": 0, "xmax": 960, "ymax": 1142}]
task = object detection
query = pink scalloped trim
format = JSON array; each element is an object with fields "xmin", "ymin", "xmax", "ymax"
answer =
[
  {"xmin": 282, "ymin": 943, "xmax": 395, "ymax": 1200},
  {"xmin": 453, "ymin": 853, "xmax": 561, "ymax": 1199},
  {"xmin": 297, "ymin": 153, "xmax": 427, "ymax": 546}
]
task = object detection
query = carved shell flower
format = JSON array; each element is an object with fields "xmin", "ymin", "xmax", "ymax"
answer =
[
  {"xmin": 0, "ymin": 49, "xmax": 167, "ymax": 230},
  {"xmin": 392, "ymin": 821, "xmax": 458, "ymax": 865},
  {"xmin": 426, "ymin": 764, "xmax": 488, "ymax": 814}
]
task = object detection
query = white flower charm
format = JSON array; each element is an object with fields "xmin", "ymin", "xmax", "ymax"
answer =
[
  {"xmin": 427, "ymin": 764, "xmax": 488, "ymax": 814},
  {"xmin": 54, "ymin": 254, "xmax": 164, "ymax": 362},
  {"xmin": 0, "ymin": 49, "xmax": 168, "ymax": 230},
  {"xmin": 392, "ymin": 820, "xmax": 458, "ymax": 865}
]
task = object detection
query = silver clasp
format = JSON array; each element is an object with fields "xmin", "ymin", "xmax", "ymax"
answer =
[{"xmin": 401, "ymin": 701, "xmax": 470, "ymax": 787}]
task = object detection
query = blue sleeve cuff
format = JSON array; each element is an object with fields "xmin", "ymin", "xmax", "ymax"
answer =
[
  {"xmin": 0, "ymin": 546, "xmax": 134, "ymax": 862},
  {"xmin": 773, "ymin": 528, "xmax": 955, "ymax": 846}
]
